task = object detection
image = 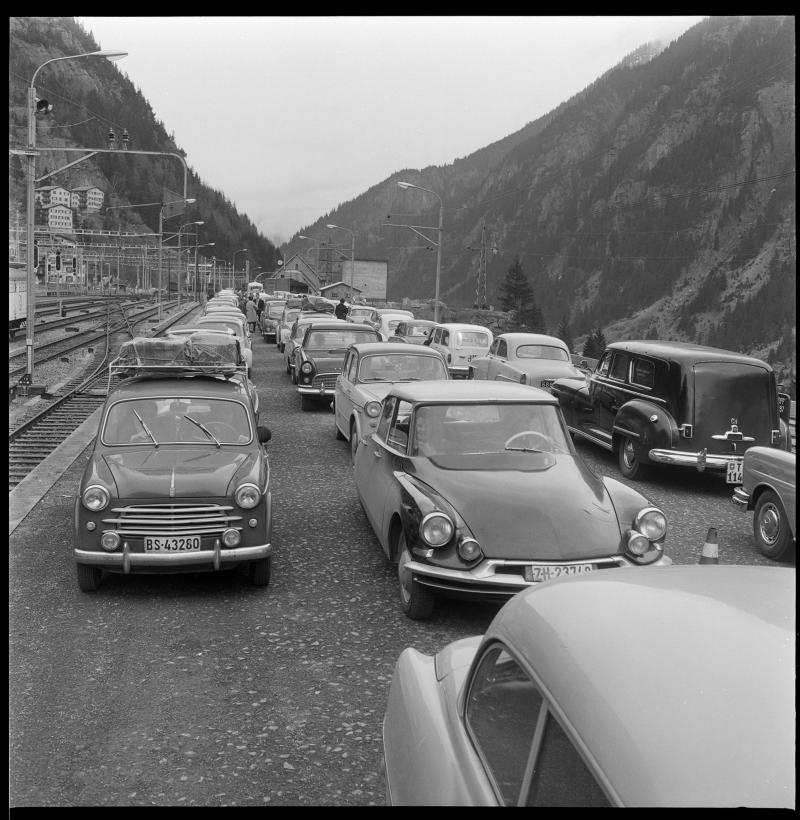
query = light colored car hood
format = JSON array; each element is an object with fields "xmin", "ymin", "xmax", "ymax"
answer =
[
  {"xmin": 410, "ymin": 455, "xmax": 623, "ymax": 559},
  {"xmin": 102, "ymin": 448, "xmax": 253, "ymax": 497}
]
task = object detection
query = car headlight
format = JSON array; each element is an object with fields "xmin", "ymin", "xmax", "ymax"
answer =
[
  {"xmin": 457, "ymin": 537, "xmax": 482, "ymax": 562},
  {"xmin": 222, "ymin": 528, "xmax": 241, "ymax": 547},
  {"xmin": 301, "ymin": 362, "xmax": 313, "ymax": 374},
  {"xmin": 235, "ymin": 483, "xmax": 261, "ymax": 509},
  {"xmin": 82, "ymin": 485, "xmax": 110, "ymax": 512},
  {"xmin": 420, "ymin": 512, "xmax": 454, "ymax": 547},
  {"xmin": 634, "ymin": 507, "xmax": 667, "ymax": 541},
  {"xmin": 364, "ymin": 400, "xmax": 381, "ymax": 418},
  {"xmin": 100, "ymin": 531, "xmax": 121, "ymax": 551},
  {"xmin": 625, "ymin": 530, "xmax": 664, "ymax": 564}
]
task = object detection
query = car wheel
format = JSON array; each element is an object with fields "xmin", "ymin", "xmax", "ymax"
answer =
[
  {"xmin": 753, "ymin": 490, "xmax": 795, "ymax": 561},
  {"xmin": 300, "ymin": 395, "xmax": 315, "ymax": 412},
  {"xmin": 76, "ymin": 563, "xmax": 101, "ymax": 592},
  {"xmin": 350, "ymin": 420, "xmax": 360, "ymax": 465},
  {"xmin": 397, "ymin": 533, "xmax": 435, "ymax": 620},
  {"xmin": 618, "ymin": 435, "xmax": 649, "ymax": 480},
  {"xmin": 249, "ymin": 556, "xmax": 272, "ymax": 586}
]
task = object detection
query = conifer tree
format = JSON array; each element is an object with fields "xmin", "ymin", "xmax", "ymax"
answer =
[
  {"xmin": 498, "ymin": 257, "xmax": 546, "ymax": 331},
  {"xmin": 556, "ymin": 315, "xmax": 574, "ymax": 353}
]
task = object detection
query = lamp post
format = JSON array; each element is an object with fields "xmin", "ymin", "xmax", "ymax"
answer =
[
  {"xmin": 396, "ymin": 181, "xmax": 443, "ymax": 322},
  {"xmin": 326, "ymin": 224, "xmax": 355, "ymax": 301},
  {"xmin": 183, "ymin": 242, "xmax": 214, "ymax": 301},
  {"xmin": 176, "ymin": 220, "xmax": 204, "ymax": 306},
  {"xmin": 158, "ymin": 199, "xmax": 196, "ymax": 318},
  {"xmin": 233, "ymin": 248, "xmax": 248, "ymax": 290},
  {"xmin": 21, "ymin": 48, "xmax": 127, "ymax": 387}
]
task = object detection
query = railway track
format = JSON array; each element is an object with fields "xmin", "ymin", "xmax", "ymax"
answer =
[{"xmin": 8, "ymin": 304, "xmax": 198, "ymax": 492}]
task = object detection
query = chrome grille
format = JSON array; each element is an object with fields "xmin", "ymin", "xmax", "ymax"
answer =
[
  {"xmin": 102, "ymin": 504, "xmax": 243, "ymax": 537},
  {"xmin": 312, "ymin": 373, "xmax": 338, "ymax": 391}
]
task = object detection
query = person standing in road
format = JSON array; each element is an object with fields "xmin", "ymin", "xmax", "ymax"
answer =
[
  {"xmin": 335, "ymin": 298, "xmax": 349, "ymax": 320},
  {"xmin": 245, "ymin": 295, "xmax": 258, "ymax": 332},
  {"xmin": 256, "ymin": 293, "xmax": 266, "ymax": 331}
]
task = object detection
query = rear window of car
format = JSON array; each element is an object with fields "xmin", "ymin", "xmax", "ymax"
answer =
[
  {"xmin": 405, "ymin": 323, "xmax": 432, "ymax": 337},
  {"xmin": 516, "ymin": 345, "xmax": 569, "ymax": 362},
  {"xmin": 306, "ymin": 329, "xmax": 379, "ymax": 348},
  {"xmin": 456, "ymin": 330, "xmax": 490, "ymax": 347},
  {"xmin": 267, "ymin": 302, "xmax": 286, "ymax": 318},
  {"xmin": 630, "ymin": 358, "xmax": 655, "ymax": 389},
  {"xmin": 197, "ymin": 320, "xmax": 244, "ymax": 336}
]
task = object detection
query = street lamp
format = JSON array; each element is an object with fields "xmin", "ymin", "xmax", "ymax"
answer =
[
  {"xmin": 233, "ymin": 248, "xmax": 248, "ymax": 290},
  {"xmin": 326, "ymin": 224, "xmax": 355, "ymax": 301},
  {"xmin": 158, "ymin": 199, "xmax": 196, "ymax": 318},
  {"xmin": 182, "ymin": 242, "xmax": 214, "ymax": 300},
  {"xmin": 176, "ymin": 220, "xmax": 204, "ymax": 305},
  {"xmin": 21, "ymin": 48, "xmax": 127, "ymax": 388},
  {"xmin": 397, "ymin": 181, "xmax": 444, "ymax": 322}
]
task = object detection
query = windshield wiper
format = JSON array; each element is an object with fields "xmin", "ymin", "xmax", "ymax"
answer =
[
  {"xmin": 182, "ymin": 414, "xmax": 221, "ymax": 448},
  {"xmin": 132, "ymin": 410, "xmax": 159, "ymax": 447},
  {"xmin": 505, "ymin": 446, "xmax": 543, "ymax": 453}
]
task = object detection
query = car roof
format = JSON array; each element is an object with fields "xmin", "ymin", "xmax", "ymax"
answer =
[
  {"xmin": 499, "ymin": 332, "xmax": 569, "ymax": 348},
  {"xmin": 401, "ymin": 319, "xmax": 436, "ymax": 326},
  {"xmin": 607, "ymin": 340, "xmax": 771, "ymax": 368},
  {"xmin": 303, "ymin": 321, "xmax": 374, "ymax": 331},
  {"xmin": 388, "ymin": 381, "xmax": 556, "ymax": 404},
  {"xmin": 434, "ymin": 323, "xmax": 493, "ymax": 332},
  {"xmin": 349, "ymin": 342, "xmax": 445, "ymax": 355},
  {"xmin": 107, "ymin": 375, "xmax": 250, "ymax": 402},
  {"xmin": 486, "ymin": 566, "xmax": 795, "ymax": 807}
]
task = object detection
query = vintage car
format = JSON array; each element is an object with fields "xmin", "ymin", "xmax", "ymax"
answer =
[
  {"xmin": 376, "ymin": 311, "xmax": 417, "ymax": 342},
  {"xmin": 551, "ymin": 340, "xmax": 792, "ymax": 483},
  {"xmin": 382, "ymin": 565, "xmax": 795, "ymax": 807},
  {"xmin": 468, "ymin": 332, "xmax": 583, "ymax": 391},
  {"xmin": 73, "ymin": 335, "xmax": 273, "ymax": 593},
  {"xmin": 258, "ymin": 299, "xmax": 286, "ymax": 343},
  {"xmin": 193, "ymin": 313, "xmax": 253, "ymax": 375},
  {"xmin": 392, "ymin": 319, "xmax": 437, "ymax": 345},
  {"xmin": 426, "ymin": 322, "xmax": 494, "ymax": 378},
  {"xmin": 295, "ymin": 322, "xmax": 382, "ymax": 411},
  {"xmin": 334, "ymin": 342, "xmax": 449, "ymax": 462},
  {"xmin": 353, "ymin": 381, "xmax": 671, "ymax": 620},
  {"xmin": 284, "ymin": 312, "xmax": 340, "ymax": 380},
  {"xmin": 732, "ymin": 446, "xmax": 796, "ymax": 561},
  {"xmin": 276, "ymin": 303, "xmax": 303, "ymax": 352},
  {"xmin": 347, "ymin": 305, "xmax": 380, "ymax": 329}
]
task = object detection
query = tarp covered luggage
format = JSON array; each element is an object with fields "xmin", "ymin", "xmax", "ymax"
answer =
[{"xmin": 113, "ymin": 333, "xmax": 242, "ymax": 379}]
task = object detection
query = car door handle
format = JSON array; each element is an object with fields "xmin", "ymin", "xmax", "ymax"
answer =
[{"xmin": 372, "ymin": 449, "xmax": 383, "ymax": 458}]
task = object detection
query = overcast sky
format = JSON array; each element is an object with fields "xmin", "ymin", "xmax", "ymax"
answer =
[{"xmin": 76, "ymin": 16, "xmax": 705, "ymax": 246}]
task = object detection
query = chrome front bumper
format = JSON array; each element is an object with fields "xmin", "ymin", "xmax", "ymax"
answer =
[
  {"xmin": 648, "ymin": 448, "xmax": 743, "ymax": 471},
  {"xmin": 731, "ymin": 486, "xmax": 751, "ymax": 511},
  {"xmin": 74, "ymin": 541, "xmax": 271, "ymax": 572}
]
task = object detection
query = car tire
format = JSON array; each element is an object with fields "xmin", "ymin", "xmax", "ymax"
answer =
[
  {"xmin": 300, "ymin": 395, "xmax": 315, "ymax": 412},
  {"xmin": 350, "ymin": 420, "xmax": 359, "ymax": 465},
  {"xmin": 618, "ymin": 435, "xmax": 649, "ymax": 480},
  {"xmin": 753, "ymin": 490, "xmax": 795, "ymax": 561},
  {"xmin": 76, "ymin": 563, "xmax": 101, "ymax": 592},
  {"xmin": 250, "ymin": 556, "xmax": 271, "ymax": 586},
  {"xmin": 398, "ymin": 534, "xmax": 435, "ymax": 620}
]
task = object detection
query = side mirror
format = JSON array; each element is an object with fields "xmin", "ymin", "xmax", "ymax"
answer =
[{"xmin": 258, "ymin": 425, "xmax": 272, "ymax": 444}]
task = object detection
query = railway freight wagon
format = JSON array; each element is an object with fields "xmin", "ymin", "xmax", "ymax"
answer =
[{"xmin": 9, "ymin": 265, "xmax": 27, "ymax": 340}]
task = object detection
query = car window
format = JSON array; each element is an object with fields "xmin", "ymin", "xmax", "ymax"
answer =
[
  {"xmin": 375, "ymin": 396, "xmax": 396, "ymax": 441},
  {"xmin": 102, "ymin": 397, "xmax": 252, "ymax": 445},
  {"xmin": 516, "ymin": 345, "xmax": 570, "ymax": 362},
  {"xmin": 442, "ymin": 330, "xmax": 450, "ymax": 346},
  {"xmin": 630, "ymin": 357, "xmax": 655, "ymax": 389},
  {"xmin": 524, "ymin": 711, "xmax": 610, "ymax": 807},
  {"xmin": 456, "ymin": 330, "xmax": 490, "ymax": 347},
  {"xmin": 497, "ymin": 340, "xmax": 507, "ymax": 358},
  {"xmin": 465, "ymin": 644, "xmax": 544, "ymax": 807},
  {"xmin": 596, "ymin": 351, "xmax": 612, "ymax": 377},
  {"xmin": 197, "ymin": 320, "xmax": 244, "ymax": 337},
  {"xmin": 386, "ymin": 400, "xmax": 413, "ymax": 452},
  {"xmin": 358, "ymin": 353, "xmax": 448, "ymax": 382},
  {"xmin": 609, "ymin": 353, "xmax": 629, "ymax": 382},
  {"xmin": 267, "ymin": 303, "xmax": 286, "ymax": 318},
  {"xmin": 346, "ymin": 352, "xmax": 358, "ymax": 381}
]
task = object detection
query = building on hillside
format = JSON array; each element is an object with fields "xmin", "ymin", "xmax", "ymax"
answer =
[
  {"xmin": 70, "ymin": 186, "xmax": 105, "ymax": 212},
  {"xmin": 35, "ymin": 185, "xmax": 71, "ymax": 208},
  {"xmin": 320, "ymin": 281, "xmax": 364, "ymax": 301},
  {"xmin": 341, "ymin": 258, "xmax": 388, "ymax": 304},
  {"xmin": 37, "ymin": 203, "xmax": 74, "ymax": 232}
]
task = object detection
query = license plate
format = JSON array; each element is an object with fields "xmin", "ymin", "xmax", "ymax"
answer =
[
  {"xmin": 524, "ymin": 564, "xmax": 594, "ymax": 582},
  {"xmin": 726, "ymin": 460, "xmax": 743, "ymax": 484},
  {"xmin": 539, "ymin": 379, "xmax": 554, "ymax": 390},
  {"xmin": 144, "ymin": 536, "xmax": 202, "ymax": 552}
]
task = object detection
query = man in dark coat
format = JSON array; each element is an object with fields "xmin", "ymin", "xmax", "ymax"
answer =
[{"xmin": 334, "ymin": 298, "xmax": 349, "ymax": 320}]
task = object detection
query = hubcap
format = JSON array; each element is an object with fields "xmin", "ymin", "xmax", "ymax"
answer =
[
  {"xmin": 623, "ymin": 440, "xmax": 636, "ymax": 467},
  {"xmin": 398, "ymin": 542, "xmax": 412, "ymax": 603},
  {"xmin": 759, "ymin": 504, "xmax": 780, "ymax": 544}
]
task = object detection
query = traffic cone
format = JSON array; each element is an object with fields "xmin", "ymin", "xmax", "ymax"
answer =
[{"xmin": 699, "ymin": 527, "xmax": 719, "ymax": 564}]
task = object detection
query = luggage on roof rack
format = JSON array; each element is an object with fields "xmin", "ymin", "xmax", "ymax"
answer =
[{"xmin": 111, "ymin": 333, "xmax": 244, "ymax": 379}]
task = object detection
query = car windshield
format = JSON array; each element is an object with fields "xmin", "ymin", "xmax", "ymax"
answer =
[
  {"xmin": 516, "ymin": 344, "xmax": 570, "ymax": 362},
  {"xmin": 385, "ymin": 320, "xmax": 403, "ymax": 333},
  {"xmin": 267, "ymin": 303, "xmax": 286, "ymax": 318},
  {"xmin": 411, "ymin": 403, "xmax": 571, "ymax": 457},
  {"xmin": 306, "ymin": 329, "xmax": 377, "ymax": 349},
  {"xmin": 197, "ymin": 320, "xmax": 245, "ymax": 337},
  {"xmin": 359, "ymin": 354, "xmax": 447, "ymax": 382},
  {"xmin": 283, "ymin": 309, "xmax": 301, "ymax": 323},
  {"xmin": 455, "ymin": 330, "xmax": 491, "ymax": 347},
  {"xmin": 102, "ymin": 397, "xmax": 252, "ymax": 446}
]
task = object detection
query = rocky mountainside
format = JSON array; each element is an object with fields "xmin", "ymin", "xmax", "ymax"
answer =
[
  {"xmin": 285, "ymin": 15, "xmax": 795, "ymax": 393},
  {"xmin": 9, "ymin": 16, "xmax": 280, "ymax": 273}
]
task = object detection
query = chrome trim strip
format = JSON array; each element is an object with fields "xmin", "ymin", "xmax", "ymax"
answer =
[
  {"xmin": 648, "ymin": 448, "xmax": 744, "ymax": 468},
  {"xmin": 566, "ymin": 426, "xmax": 614, "ymax": 452},
  {"xmin": 74, "ymin": 542, "xmax": 271, "ymax": 568}
]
